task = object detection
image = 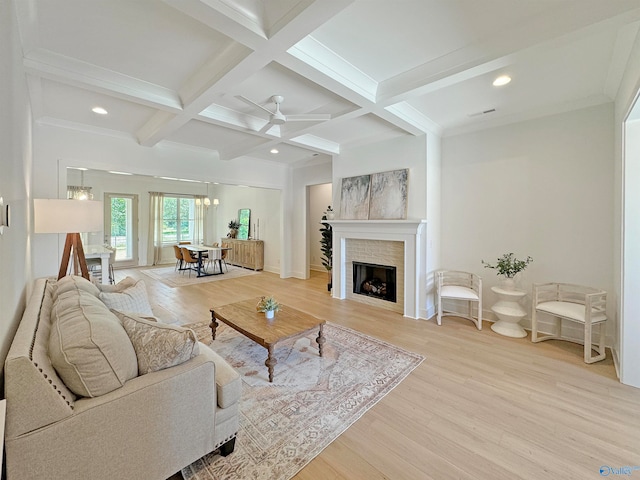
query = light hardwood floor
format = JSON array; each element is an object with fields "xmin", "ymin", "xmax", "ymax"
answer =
[{"xmin": 123, "ymin": 267, "xmax": 640, "ymax": 480}]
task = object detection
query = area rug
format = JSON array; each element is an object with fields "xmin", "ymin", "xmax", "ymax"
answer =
[
  {"xmin": 140, "ymin": 264, "xmax": 259, "ymax": 287},
  {"xmin": 181, "ymin": 322, "xmax": 424, "ymax": 480}
]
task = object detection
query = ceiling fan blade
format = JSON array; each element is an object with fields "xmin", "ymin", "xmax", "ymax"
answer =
[
  {"xmin": 269, "ymin": 125, "xmax": 281, "ymax": 137},
  {"xmin": 236, "ymin": 95, "xmax": 275, "ymax": 115},
  {"xmin": 258, "ymin": 121, "xmax": 273, "ymax": 134},
  {"xmin": 286, "ymin": 114, "xmax": 331, "ymax": 122},
  {"xmin": 257, "ymin": 122, "xmax": 282, "ymax": 137}
]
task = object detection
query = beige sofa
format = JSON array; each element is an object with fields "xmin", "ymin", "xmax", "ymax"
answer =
[{"xmin": 4, "ymin": 276, "xmax": 241, "ymax": 480}]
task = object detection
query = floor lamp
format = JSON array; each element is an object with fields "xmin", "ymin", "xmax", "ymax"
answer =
[{"xmin": 34, "ymin": 199, "xmax": 104, "ymax": 280}]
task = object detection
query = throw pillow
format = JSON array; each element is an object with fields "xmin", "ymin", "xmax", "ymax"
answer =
[
  {"xmin": 99, "ymin": 279, "xmax": 154, "ymax": 316},
  {"xmin": 96, "ymin": 276, "xmax": 136, "ymax": 293},
  {"xmin": 115, "ymin": 311, "xmax": 200, "ymax": 375},
  {"xmin": 53, "ymin": 274, "xmax": 100, "ymax": 301},
  {"xmin": 182, "ymin": 321, "xmax": 214, "ymax": 345},
  {"xmin": 49, "ymin": 290, "xmax": 138, "ymax": 397}
]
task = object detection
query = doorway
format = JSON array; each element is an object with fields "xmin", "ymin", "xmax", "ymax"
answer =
[
  {"xmin": 622, "ymin": 96, "xmax": 640, "ymax": 387},
  {"xmin": 105, "ymin": 193, "xmax": 139, "ymax": 268},
  {"xmin": 307, "ymin": 183, "xmax": 332, "ymax": 278}
]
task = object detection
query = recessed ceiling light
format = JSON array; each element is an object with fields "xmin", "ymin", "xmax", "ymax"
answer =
[
  {"xmin": 92, "ymin": 106, "xmax": 108, "ymax": 115},
  {"xmin": 493, "ymin": 75, "xmax": 511, "ymax": 87},
  {"xmin": 270, "ymin": 148, "xmax": 279, "ymax": 154},
  {"xmin": 108, "ymin": 171, "xmax": 133, "ymax": 175}
]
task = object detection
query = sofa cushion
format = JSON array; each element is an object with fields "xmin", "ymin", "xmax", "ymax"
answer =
[
  {"xmin": 49, "ymin": 290, "xmax": 138, "ymax": 397},
  {"xmin": 99, "ymin": 280, "xmax": 154, "ymax": 316},
  {"xmin": 53, "ymin": 274, "xmax": 100, "ymax": 301},
  {"xmin": 115, "ymin": 311, "xmax": 200, "ymax": 375},
  {"xmin": 536, "ymin": 300, "xmax": 607, "ymax": 324}
]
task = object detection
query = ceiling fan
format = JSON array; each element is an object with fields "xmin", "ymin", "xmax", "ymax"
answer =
[{"xmin": 237, "ymin": 95, "xmax": 331, "ymax": 133}]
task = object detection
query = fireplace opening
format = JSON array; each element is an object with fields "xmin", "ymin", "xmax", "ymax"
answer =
[{"xmin": 353, "ymin": 262, "xmax": 397, "ymax": 303}]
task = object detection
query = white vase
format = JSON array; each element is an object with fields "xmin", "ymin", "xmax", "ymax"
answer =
[
  {"xmin": 326, "ymin": 212, "xmax": 335, "ymax": 220},
  {"xmin": 265, "ymin": 310, "xmax": 274, "ymax": 319},
  {"xmin": 501, "ymin": 277, "xmax": 516, "ymax": 291}
]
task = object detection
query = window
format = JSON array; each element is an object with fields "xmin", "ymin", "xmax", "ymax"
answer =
[{"xmin": 162, "ymin": 196, "xmax": 196, "ymax": 244}]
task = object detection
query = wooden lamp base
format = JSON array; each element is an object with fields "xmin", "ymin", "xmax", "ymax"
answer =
[{"xmin": 58, "ymin": 232, "xmax": 90, "ymax": 280}]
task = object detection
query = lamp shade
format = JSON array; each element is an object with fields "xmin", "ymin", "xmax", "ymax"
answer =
[
  {"xmin": 213, "ymin": 198, "xmax": 219, "ymax": 206},
  {"xmin": 34, "ymin": 199, "xmax": 103, "ymax": 233}
]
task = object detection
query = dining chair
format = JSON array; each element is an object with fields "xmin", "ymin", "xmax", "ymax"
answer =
[
  {"xmin": 173, "ymin": 245, "xmax": 184, "ymax": 271},
  {"xmin": 205, "ymin": 247, "xmax": 222, "ymax": 274},
  {"xmin": 220, "ymin": 242, "xmax": 230, "ymax": 272},
  {"xmin": 180, "ymin": 247, "xmax": 199, "ymax": 277}
]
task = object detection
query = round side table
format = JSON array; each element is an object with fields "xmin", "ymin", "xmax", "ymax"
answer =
[{"xmin": 490, "ymin": 286, "xmax": 527, "ymax": 338}]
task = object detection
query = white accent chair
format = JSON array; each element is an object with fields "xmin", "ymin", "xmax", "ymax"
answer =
[
  {"xmin": 435, "ymin": 270, "xmax": 483, "ymax": 330},
  {"xmin": 531, "ymin": 282, "xmax": 607, "ymax": 363}
]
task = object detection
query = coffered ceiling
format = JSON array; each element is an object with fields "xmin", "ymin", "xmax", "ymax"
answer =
[{"xmin": 15, "ymin": 0, "xmax": 640, "ymax": 166}]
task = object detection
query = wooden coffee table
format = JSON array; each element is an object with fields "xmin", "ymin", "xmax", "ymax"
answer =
[{"xmin": 210, "ymin": 298, "xmax": 326, "ymax": 382}]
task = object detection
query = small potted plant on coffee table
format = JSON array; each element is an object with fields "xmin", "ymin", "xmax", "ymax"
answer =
[{"xmin": 256, "ymin": 296, "xmax": 280, "ymax": 319}]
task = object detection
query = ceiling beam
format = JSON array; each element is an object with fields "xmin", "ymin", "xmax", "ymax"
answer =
[
  {"xmin": 136, "ymin": 0, "xmax": 355, "ymax": 149},
  {"xmin": 23, "ymin": 49, "xmax": 183, "ymax": 111},
  {"xmin": 163, "ymin": 0, "xmax": 267, "ymax": 50}
]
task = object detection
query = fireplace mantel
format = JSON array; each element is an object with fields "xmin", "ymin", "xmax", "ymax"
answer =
[{"xmin": 328, "ymin": 219, "xmax": 427, "ymax": 318}]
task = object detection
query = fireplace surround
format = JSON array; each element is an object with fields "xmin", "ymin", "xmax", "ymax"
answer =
[{"xmin": 328, "ymin": 219, "xmax": 427, "ymax": 318}]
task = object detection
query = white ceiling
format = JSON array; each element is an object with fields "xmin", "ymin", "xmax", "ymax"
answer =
[{"xmin": 16, "ymin": 0, "xmax": 640, "ymax": 167}]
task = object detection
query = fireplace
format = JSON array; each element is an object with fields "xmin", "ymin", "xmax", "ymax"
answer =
[
  {"xmin": 353, "ymin": 262, "xmax": 397, "ymax": 303},
  {"xmin": 328, "ymin": 219, "xmax": 426, "ymax": 318}
]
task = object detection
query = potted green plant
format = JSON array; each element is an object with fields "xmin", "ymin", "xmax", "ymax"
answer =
[
  {"xmin": 256, "ymin": 296, "xmax": 280, "ymax": 319},
  {"xmin": 320, "ymin": 212, "xmax": 333, "ymax": 292},
  {"xmin": 482, "ymin": 253, "xmax": 533, "ymax": 289},
  {"xmin": 227, "ymin": 219, "xmax": 240, "ymax": 238}
]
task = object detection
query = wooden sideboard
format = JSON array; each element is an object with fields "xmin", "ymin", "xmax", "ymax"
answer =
[{"xmin": 221, "ymin": 238, "xmax": 264, "ymax": 271}]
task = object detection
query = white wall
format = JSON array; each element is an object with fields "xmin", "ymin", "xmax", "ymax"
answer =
[
  {"xmin": 333, "ymin": 134, "xmax": 431, "ymax": 318},
  {"xmin": 615, "ymin": 27, "xmax": 640, "ymax": 388},
  {"xmin": 334, "ymin": 135, "xmax": 428, "ymax": 220},
  {"xmin": 442, "ymin": 104, "xmax": 615, "ymax": 338},
  {"xmin": 425, "ymin": 130, "xmax": 442, "ymax": 318},
  {"xmin": 0, "ymin": 0, "xmax": 33, "ymax": 388},
  {"xmin": 309, "ymin": 183, "xmax": 332, "ymax": 271}
]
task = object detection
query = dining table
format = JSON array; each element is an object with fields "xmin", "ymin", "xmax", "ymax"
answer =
[{"xmin": 182, "ymin": 245, "xmax": 231, "ymax": 277}]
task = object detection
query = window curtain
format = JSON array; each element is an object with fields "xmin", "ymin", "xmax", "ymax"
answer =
[
  {"xmin": 148, "ymin": 192, "xmax": 164, "ymax": 265},
  {"xmin": 194, "ymin": 195, "xmax": 205, "ymax": 245}
]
